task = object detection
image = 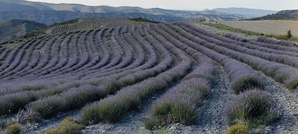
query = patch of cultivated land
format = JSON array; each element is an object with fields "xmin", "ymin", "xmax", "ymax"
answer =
[
  {"xmin": 221, "ymin": 20, "xmax": 298, "ymax": 36},
  {"xmin": 0, "ymin": 18, "xmax": 298, "ymax": 134}
]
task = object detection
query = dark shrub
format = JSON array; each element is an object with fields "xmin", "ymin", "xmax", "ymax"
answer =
[
  {"xmin": 80, "ymin": 103, "xmax": 99, "ymax": 125},
  {"xmin": 144, "ymin": 117, "xmax": 161, "ymax": 130}
]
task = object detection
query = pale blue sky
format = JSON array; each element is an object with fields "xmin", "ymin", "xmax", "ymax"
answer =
[{"xmin": 27, "ymin": 0, "xmax": 297, "ymax": 11}]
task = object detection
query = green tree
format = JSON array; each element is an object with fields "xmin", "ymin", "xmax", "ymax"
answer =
[{"xmin": 287, "ymin": 29, "xmax": 293, "ymax": 39}]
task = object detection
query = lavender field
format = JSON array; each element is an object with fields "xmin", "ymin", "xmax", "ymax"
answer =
[{"xmin": 0, "ymin": 18, "xmax": 297, "ymax": 133}]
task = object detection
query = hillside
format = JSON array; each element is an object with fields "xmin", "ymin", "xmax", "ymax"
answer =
[
  {"xmin": 0, "ymin": 17, "xmax": 297, "ymax": 134},
  {"xmin": 252, "ymin": 10, "xmax": 298, "ymax": 20},
  {"xmin": 0, "ymin": 10, "xmax": 242, "ymax": 25},
  {"xmin": 0, "ymin": 0, "xmax": 52, "ymax": 11},
  {"xmin": 0, "ymin": 0, "xmax": 244, "ymax": 24},
  {"xmin": 213, "ymin": 7, "xmax": 277, "ymax": 18},
  {"xmin": 0, "ymin": 19, "xmax": 46, "ymax": 43}
]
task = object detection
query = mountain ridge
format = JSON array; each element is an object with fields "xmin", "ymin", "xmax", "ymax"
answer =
[
  {"xmin": 251, "ymin": 10, "xmax": 298, "ymax": 20},
  {"xmin": 0, "ymin": 19, "xmax": 46, "ymax": 43},
  {"xmin": 0, "ymin": 0, "xmax": 274, "ymax": 25},
  {"xmin": 212, "ymin": 7, "xmax": 277, "ymax": 18}
]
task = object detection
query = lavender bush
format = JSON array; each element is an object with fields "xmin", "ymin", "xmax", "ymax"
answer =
[
  {"xmin": 226, "ymin": 90, "xmax": 277, "ymax": 128},
  {"xmin": 145, "ymin": 79, "xmax": 209, "ymax": 129}
]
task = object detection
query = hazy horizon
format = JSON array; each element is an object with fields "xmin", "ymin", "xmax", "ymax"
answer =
[{"xmin": 26, "ymin": 0, "xmax": 297, "ymax": 11}]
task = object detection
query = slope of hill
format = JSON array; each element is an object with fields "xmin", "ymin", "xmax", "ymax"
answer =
[
  {"xmin": 220, "ymin": 20, "xmax": 298, "ymax": 37},
  {"xmin": 0, "ymin": 19, "xmax": 46, "ymax": 43},
  {"xmin": 252, "ymin": 10, "xmax": 298, "ymax": 20},
  {"xmin": 213, "ymin": 7, "xmax": 277, "ymax": 18},
  {"xmin": 0, "ymin": 17, "xmax": 297, "ymax": 133},
  {"xmin": 0, "ymin": 0, "xmax": 244, "ymax": 24}
]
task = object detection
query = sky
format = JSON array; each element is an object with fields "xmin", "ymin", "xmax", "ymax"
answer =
[{"xmin": 26, "ymin": 0, "xmax": 298, "ymax": 11}]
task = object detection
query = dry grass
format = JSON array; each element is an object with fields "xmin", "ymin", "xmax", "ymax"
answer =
[{"xmin": 221, "ymin": 20, "xmax": 298, "ymax": 36}]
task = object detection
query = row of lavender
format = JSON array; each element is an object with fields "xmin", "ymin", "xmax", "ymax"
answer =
[
  {"xmin": 0, "ymin": 20, "xmax": 217, "ymax": 132},
  {"xmin": 57, "ymin": 21, "xmax": 287, "ymax": 130},
  {"xmin": 156, "ymin": 23, "xmax": 264, "ymax": 94},
  {"xmin": 0, "ymin": 21, "xmax": 189, "ymax": 126},
  {"xmin": 195, "ymin": 27, "xmax": 298, "ymax": 68},
  {"xmin": 0, "ymin": 25, "xmax": 160, "ymax": 91},
  {"xmin": 3, "ymin": 20, "xmax": 256, "ymax": 120},
  {"xmin": 47, "ymin": 18, "xmax": 134, "ymax": 35},
  {"xmin": 0, "ymin": 19, "xmax": 136, "ymax": 82},
  {"xmin": 0, "ymin": 28, "xmax": 122, "ymax": 81},
  {"xmin": 144, "ymin": 23, "xmax": 217, "ymax": 128},
  {"xmin": 158, "ymin": 25, "xmax": 278, "ymax": 133},
  {"xmin": 77, "ymin": 21, "xmax": 281, "ymax": 128},
  {"xmin": 177, "ymin": 23, "xmax": 298, "ymax": 90},
  {"xmin": 78, "ymin": 22, "xmax": 195, "ymax": 123},
  {"xmin": 25, "ymin": 25, "xmax": 179, "ymax": 119}
]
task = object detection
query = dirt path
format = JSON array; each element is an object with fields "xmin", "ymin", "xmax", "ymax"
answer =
[{"xmin": 194, "ymin": 65, "xmax": 232, "ymax": 134}]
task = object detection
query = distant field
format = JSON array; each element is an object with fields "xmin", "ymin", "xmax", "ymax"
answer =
[{"xmin": 221, "ymin": 20, "xmax": 298, "ymax": 36}]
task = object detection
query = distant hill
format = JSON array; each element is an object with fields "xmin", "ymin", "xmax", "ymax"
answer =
[
  {"xmin": 0, "ymin": 10, "xmax": 242, "ymax": 25},
  {"xmin": 0, "ymin": 0, "xmax": 244, "ymax": 25},
  {"xmin": 0, "ymin": 0, "xmax": 52, "ymax": 11},
  {"xmin": 213, "ymin": 8, "xmax": 277, "ymax": 18},
  {"xmin": 0, "ymin": 19, "xmax": 46, "ymax": 43},
  {"xmin": 252, "ymin": 10, "xmax": 298, "ymax": 20}
]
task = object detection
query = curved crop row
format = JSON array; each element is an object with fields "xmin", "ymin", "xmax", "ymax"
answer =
[
  {"xmin": 145, "ymin": 51, "xmax": 216, "ymax": 129},
  {"xmin": 177, "ymin": 23, "xmax": 298, "ymax": 90},
  {"xmin": 79, "ymin": 27, "xmax": 193, "ymax": 124},
  {"xmin": 48, "ymin": 18, "xmax": 134, "ymax": 34},
  {"xmin": 158, "ymin": 23, "xmax": 264, "ymax": 94},
  {"xmin": 257, "ymin": 36, "xmax": 295, "ymax": 47},
  {"xmin": 186, "ymin": 26, "xmax": 298, "ymax": 68},
  {"xmin": 22, "ymin": 27, "xmax": 177, "ymax": 119}
]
